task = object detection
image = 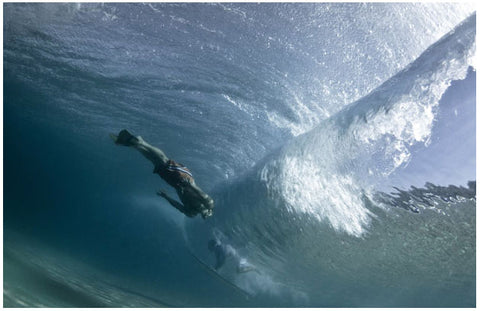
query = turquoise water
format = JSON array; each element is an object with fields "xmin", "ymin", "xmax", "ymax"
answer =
[{"xmin": 3, "ymin": 3, "xmax": 476, "ymax": 307}]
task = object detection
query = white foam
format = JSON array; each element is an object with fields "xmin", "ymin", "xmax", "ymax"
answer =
[
  {"xmin": 261, "ymin": 153, "xmax": 374, "ymax": 237},
  {"xmin": 259, "ymin": 14, "xmax": 475, "ymax": 237},
  {"xmin": 259, "ymin": 5, "xmax": 475, "ymax": 138}
]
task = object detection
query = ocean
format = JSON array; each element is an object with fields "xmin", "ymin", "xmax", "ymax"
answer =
[{"xmin": 3, "ymin": 3, "xmax": 476, "ymax": 307}]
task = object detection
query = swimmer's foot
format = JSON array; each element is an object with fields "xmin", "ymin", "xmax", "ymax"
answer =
[{"xmin": 111, "ymin": 129, "xmax": 140, "ymax": 146}]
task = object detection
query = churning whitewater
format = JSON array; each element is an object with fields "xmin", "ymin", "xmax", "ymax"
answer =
[{"xmin": 3, "ymin": 3, "xmax": 476, "ymax": 307}]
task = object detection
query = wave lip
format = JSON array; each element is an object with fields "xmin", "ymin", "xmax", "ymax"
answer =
[
  {"xmin": 375, "ymin": 181, "xmax": 476, "ymax": 213},
  {"xmin": 260, "ymin": 14, "xmax": 476, "ymax": 236}
]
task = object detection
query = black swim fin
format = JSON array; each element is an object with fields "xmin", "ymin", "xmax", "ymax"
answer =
[{"xmin": 112, "ymin": 129, "xmax": 139, "ymax": 146}]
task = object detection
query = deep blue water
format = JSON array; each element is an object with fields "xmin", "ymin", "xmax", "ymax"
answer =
[{"xmin": 3, "ymin": 3, "xmax": 476, "ymax": 307}]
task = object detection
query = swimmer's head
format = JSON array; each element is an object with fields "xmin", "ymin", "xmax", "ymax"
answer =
[
  {"xmin": 205, "ymin": 196, "xmax": 214, "ymax": 210},
  {"xmin": 201, "ymin": 208, "xmax": 213, "ymax": 219},
  {"xmin": 199, "ymin": 196, "xmax": 214, "ymax": 219}
]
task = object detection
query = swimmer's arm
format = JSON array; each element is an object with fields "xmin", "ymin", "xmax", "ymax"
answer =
[{"xmin": 157, "ymin": 190, "xmax": 192, "ymax": 216}]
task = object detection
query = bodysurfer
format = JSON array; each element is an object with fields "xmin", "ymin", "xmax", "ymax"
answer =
[{"xmin": 111, "ymin": 129, "xmax": 214, "ymax": 219}]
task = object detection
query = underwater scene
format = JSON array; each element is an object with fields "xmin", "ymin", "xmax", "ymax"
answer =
[{"xmin": 3, "ymin": 3, "xmax": 476, "ymax": 307}]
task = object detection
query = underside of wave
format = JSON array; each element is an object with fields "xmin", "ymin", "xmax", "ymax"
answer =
[
  {"xmin": 375, "ymin": 181, "xmax": 476, "ymax": 213},
  {"xmin": 259, "ymin": 13, "xmax": 476, "ymax": 236},
  {"xmin": 184, "ymin": 14, "xmax": 476, "ymax": 305}
]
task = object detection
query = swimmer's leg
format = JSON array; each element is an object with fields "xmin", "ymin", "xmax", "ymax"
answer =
[{"xmin": 111, "ymin": 129, "xmax": 169, "ymax": 167}]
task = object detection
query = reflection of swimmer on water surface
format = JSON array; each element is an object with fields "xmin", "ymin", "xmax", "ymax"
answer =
[
  {"xmin": 208, "ymin": 239, "xmax": 233, "ymax": 270},
  {"xmin": 208, "ymin": 239, "xmax": 257, "ymax": 274}
]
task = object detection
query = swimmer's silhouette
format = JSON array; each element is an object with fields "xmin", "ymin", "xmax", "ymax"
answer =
[{"xmin": 111, "ymin": 129, "xmax": 214, "ymax": 219}]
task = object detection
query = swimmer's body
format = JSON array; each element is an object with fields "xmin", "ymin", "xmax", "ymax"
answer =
[{"xmin": 111, "ymin": 129, "xmax": 214, "ymax": 219}]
